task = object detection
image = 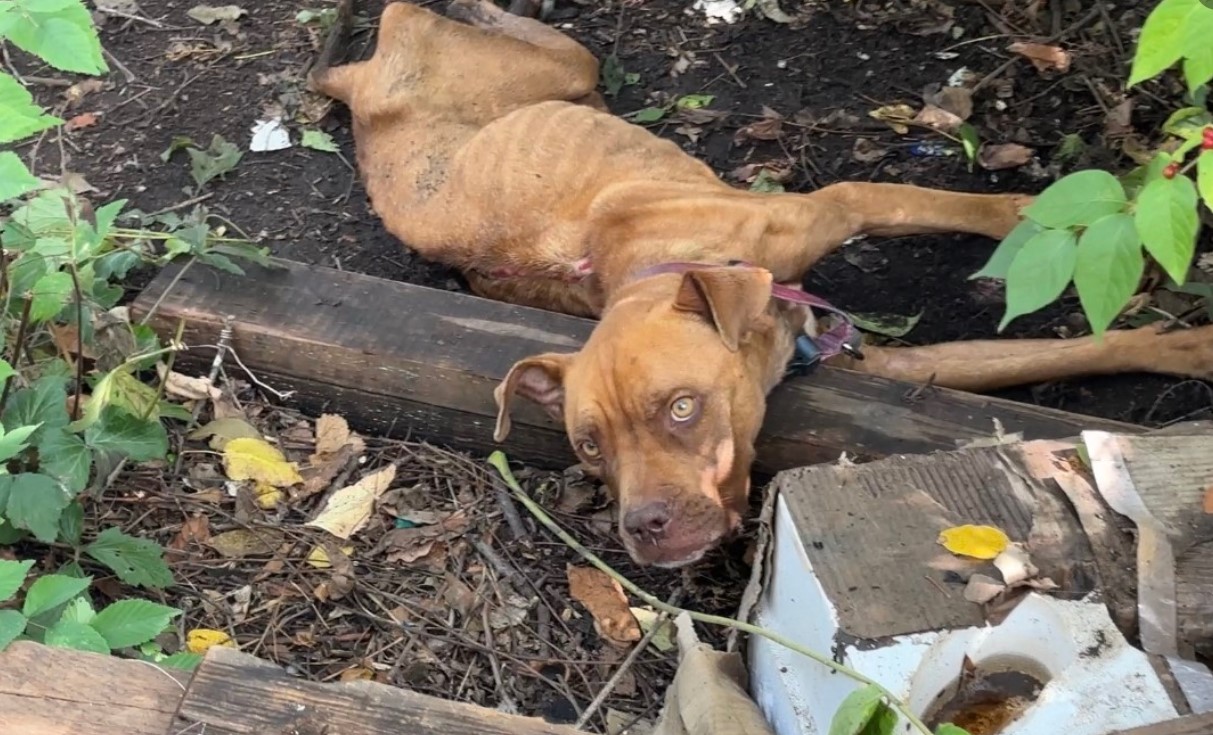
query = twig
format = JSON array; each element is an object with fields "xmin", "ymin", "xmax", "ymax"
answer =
[
  {"xmin": 481, "ymin": 603, "xmax": 520, "ymax": 715},
  {"xmin": 576, "ymin": 589, "xmax": 682, "ymax": 730},
  {"xmin": 468, "ymin": 535, "xmax": 521, "ymax": 584},
  {"xmin": 102, "ymin": 48, "xmax": 137, "ymax": 83},
  {"xmin": 488, "ymin": 452, "xmax": 938, "ymax": 735},
  {"xmin": 145, "ymin": 319, "xmax": 187, "ymax": 422},
  {"xmin": 67, "ymin": 265, "xmax": 85, "ymax": 419},
  {"xmin": 94, "ymin": 6, "xmax": 171, "ymax": 28},
  {"xmin": 0, "ymin": 296, "xmax": 34, "ymax": 409},
  {"xmin": 491, "ymin": 475, "xmax": 530, "ymax": 542},
  {"xmin": 139, "ymin": 257, "xmax": 196, "ymax": 327}
]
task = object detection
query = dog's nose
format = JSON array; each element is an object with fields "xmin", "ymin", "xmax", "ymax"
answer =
[{"xmin": 623, "ymin": 502, "xmax": 672, "ymax": 541}]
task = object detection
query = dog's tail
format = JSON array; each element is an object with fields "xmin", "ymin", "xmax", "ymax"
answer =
[{"xmin": 305, "ymin": 0, "xmax": 356, "ymax": 102}]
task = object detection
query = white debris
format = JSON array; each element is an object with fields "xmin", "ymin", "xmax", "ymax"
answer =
[
  {"xmin": 249, "ymin": 117, "xmax": 291, "ymax": 152},
  {"xmin": 694, "ymin": 0, "xmax": 742, "ymax": 24}
]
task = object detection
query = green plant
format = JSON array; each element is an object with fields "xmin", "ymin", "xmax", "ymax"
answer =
[
  {"xmin": 976, "ymin": 0, "xmax": 1213, "ymax": 336},
  {"xmin": 0, "ymin": 0, "xmax": 266, "ymax": 663}
]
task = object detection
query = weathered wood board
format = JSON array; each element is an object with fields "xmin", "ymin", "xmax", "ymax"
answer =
[
  {"xmin": 132, "ymin": 259, "xmax": 1143, "ymax": 474},
  {"xmin": 0, "ymin": 641, "xmax": 191, "ymax": 735},
  {"xmin": 176, "ymin": 646, "xmax": 585, "ymax": 735}
]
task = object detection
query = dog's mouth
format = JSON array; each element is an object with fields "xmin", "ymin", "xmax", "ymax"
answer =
[{"xmin": 620, "ymin": 517, "xmax": 737, "ymax": 568}]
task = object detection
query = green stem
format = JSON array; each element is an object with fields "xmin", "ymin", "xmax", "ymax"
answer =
[{"xmin": 487, "ymin": 450, "xmax": 936, "ymax": 735}]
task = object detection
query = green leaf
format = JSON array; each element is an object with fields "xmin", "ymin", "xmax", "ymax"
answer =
[
  {"xmin": 1128, "ymin": 0, "xmax": 1204, "ymax": 87},
  {"xmin": 1161, "ymin": 107, "xmax": 1212, "ymax": 140},
  {"xmin": 84, "ymin": 406, "xmax": 169, "ymax": 462},
  {"xmin": 38, "ymin": 430, "xmax": 91, "ymax": 494},
  {"xmin": 187, "ymin": 134, "xmax": 242, "ymax": 190},
  {"xmin": 0, "ymin": 72, "xmax": 63, "ymax": 144},
  {"xmin": 0, "ymin": 151, "xmax": 40, "ymax": 201},
  {"xmin": 197, "ymin": 251, "xmax": 246, "ymax": 276},
  {"xmin": 301, "ymin": 128, "xmax": 339, "ymax": 153},
  {"xmin": 29, "ymin": 271, "xmax": 74, "ymax": 323},
  {"xmin": 57, "ymin": 499, "xmax": 84, "ymax": 544},
  {"xmin": 958, "ymin": 123, "xmax": 979, "ymax": 169},
  {"xmin": 972, "ymin": 218, "xmax": 1045, "ymax": 281},
  {"xmin": 1023, "ymin": 170, "xmax": 1127, "ymax": 228},
  {"xmin": 935, "ymin": 725, "xmax": 971, "ymax": 735},
  {"xmin": 89, "ymin": 598, "xmax": 180, "ymax": 649},
  {"xmin": 848, "ymin": 311, "xmax": 922, "ymax": 338},
  {"xmin": 601, "ymin": 53, "xmax": 625, "ymax": 96},
  {"xmin": 675, "ymin": 94, "xmax": 714, "ymax": 109},
  {"xmin": 2, "ymin": 473, "xmax": 70, "ymax": 542},
  {"xmin": 1074, "ymin": 214, "xmax": 1144, "ymax": 337},
  {"xmin": 1198, "ymin": 149, "xmax": 1213, "ymax": 213},
  {"xmin": 0, "ymin": 421, "xmax": 39, "ymax": 464},
  {"xmin": 160, "ymin": 651, "xmax": 204, "ymax": 670},
  {"xmin": 1135, "ymin": 174, "xmax": 1200, "ymax": 285},
  {"xmin": 0, "ymin": 559, "xmax": 34, "ymax": 603},
  {"xmin": 109, "ymin": 369, "xmax": 160, "ymax": 421},
  {"xmin": 0, "ymin": 609, "xmax": 28, "ymax": 650},
  {"xmin": 159, "ymin": 135, "xmax": 195, "ymax": 163},
  {"xmin": 3, "ymin": 375, "xmax": 70, "ymax": 443},
  {"xmin": 1121, "ymin": 153, "xmax": 1173, "ymax": 200},
  {"xmin": 0, "ymin": 360, "xmax": 14, "ymax": 387},
  {"xmin": 829, "ymin": 684, "xmax": 886, "ymax": 735},
  {"xmin": 1184, "ymin": 45, "xmax": 1213, "ymax": 94},
  {"xmin": 85, "ymin": 528, "xmax": 173, "ymax": 589},
  {"xmin": 92, "ymin": 198, "xmax": 127, "ymax": 241},
  {"xmin": 59, "ymin": 595, "xmax": 96, "ymax": 624},
  {"xmin": 749, "ymin": 169, "xmax": 785, "ymax": 193},
  {"xmin": 859, "ymin": 702, "xmax": 897, "ymax": 735},
  {"xmin": 21, "ymin": 572, "xmax": 90, "ymax": 617},
  {"xmin": 2, "ymin": 2, "xmax": 107, "ymax": 75},
  {"xmin": 8, "ymin": 187, "xmax": 76, "ymax": 234},
  {"xmin": 631, "ymin": 106, "xmax": 667, "ymax": 123},
  {"xmin": 45, "ymin": 618, "xmax": 110, "ymax": 654},
  {"xmin": 67, "ymin": 369, "xmax": 114, "ymax": 433},
  {"xmin": 998, "ymin": 229, "xmax": 1079, "ymax": 331}
]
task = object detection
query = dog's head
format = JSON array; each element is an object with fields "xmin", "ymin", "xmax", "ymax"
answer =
[{"xmin": 494, "ymin": 265, "xmax": 793, "ymax": 568}]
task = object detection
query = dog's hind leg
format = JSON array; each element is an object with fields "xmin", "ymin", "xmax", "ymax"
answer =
[{"xmin": 827, "ymin": 323, "xmax": 1213, "ymax": 392}]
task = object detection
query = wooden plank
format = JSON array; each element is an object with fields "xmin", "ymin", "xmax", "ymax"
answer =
[
  {"xmin": 0, "ymin": 641, "xmax": 190, "ymax": 735},
  {"xmin": 132, "ymin": 259, "xmax": 1143, "ymax": 475},
  {"xmin": 176, "ymin": 646, "xmax": 584, "ymax": 735},
  {"xmin": 1111, "ymin": 712, "xmax": 1213, "ymax": 735}
]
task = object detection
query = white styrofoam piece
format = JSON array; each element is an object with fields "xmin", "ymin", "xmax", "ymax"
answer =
[{"xmin": 748, "ymin": 494, "xmax": 1195, "ymax": 735}]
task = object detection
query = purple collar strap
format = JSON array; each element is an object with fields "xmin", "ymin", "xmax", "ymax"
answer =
[{"xmin": 627, "ymin": 261, "xmax": 863, "ymax": 362}]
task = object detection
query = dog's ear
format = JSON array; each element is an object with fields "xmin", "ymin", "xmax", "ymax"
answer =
[
  {"xmin": 673, "ymin": 267, "xmax": 774, "ymax": 352},
  {"xmin": 493, "ymin": 353, "xmax": 573, "ymax": 442}
]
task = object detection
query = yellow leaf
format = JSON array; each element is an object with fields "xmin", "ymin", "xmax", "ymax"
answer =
[
  {"xmin": 188, "ymin": 417, "xmax": 262, "ymax": 450},
  {"xmin": 630, "ymin": 607, "xmax": 675, "ymax": 652},
  {"xmin": 186, "ymin": 628, "xmax": 234, "ymax": 654},
  {"xmin": 223, "ymin": 437, "xmax": 303, "ymax": 487},
  {"xmin": 938, "ymin": 524, "xmax": 1010, "ymax": 560},
  {"xmin": 254, "ymin": 481, "xmax": 284, "ymax": 509},
  {"xmin": 303, "ymin": 464, "xmax": 396, "ymax": 539},
  {"xmin": 306, "ymin": 544, "xmax": 355, "ymax": 568}
]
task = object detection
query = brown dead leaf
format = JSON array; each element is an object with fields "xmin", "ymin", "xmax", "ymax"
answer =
[
  {"xmin": 63, "ymin": 79, "xmax": 106, "ymax": 108},
  {"xmin": 852, "ymin": 138, "xmax": 889, "ymax": 164},
  {"xmin": 914, "ymin": 104, "xmax": 963, "ymax": 134},
  {"xmin": 1105, "ymin": 99, "xmax": 1133, "ymax": 138},
  {"xmin": 978, "ymin": 143, "xmax": 1035, "ymax": 171},
  {"xmin": 1008, "ymin": 42, "xmax": 1071, "ymax": 74},
  {"xmin": 868, "ymin": 103, "xmax": 917, "ymax": 135},
  {"xmin": 730, "ymin": 161, "xmax": 793, "ymax": 185},
  {"xmin": 734, "ymin": 106, "xmax": 784, "ymax": 144},
  {"xmin": 963, "ymin": 573, "xmax": 1006, "ymax": 604},
  {"xmin": 48, "ymin": 323, "xmax": 96, "ymax": 361},
  {"xmin": 374, "ymin": 510, "xmax": 471, "ymax": 562},
  {"xmin": 1204, "ymin": 485, "xmax": 1213, "ymax": 514},
  {"xmin": 65, "ymin": 113, "xmax": 98, "ymax": 131},
  {"xmin": 443, "ymin": 578, "xmax": 479, "ymax": 618},
  {"xmin": 160, "ymin": 366, "xmax": 222, "ymax": 402},
  {"xmin": 924, "ymin": 85, "xmax": 973, "ymax": 121},
  {"xmin": 207, "ymin": 528, "xmax": 287, "ymax": 558},
  {"xmin": 315, "ymin": 413, "xmax": 353, "ymax": 455},
  {"xmin": 304, "ymin": 464, "xmax": 397, "ymax": 540},
  {"xmin": 567, "ymin": 565, "xmax": 641, "ymax": 647},
  {"xmin": 676, "ymin": 107, "xmax": 727, "ymax": 125},
  {"xmin": 168, "ymin": 514, "xmax": 211, "ymax": 553}
]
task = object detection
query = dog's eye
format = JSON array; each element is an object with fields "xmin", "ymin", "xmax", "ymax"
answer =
[
  {"xmin": 579, "ymin": 440, "xmax": 601, "ymax": 459},
  {"xmin": 670, "ymin": 396, "xmax": 697, "ymax": 422}
]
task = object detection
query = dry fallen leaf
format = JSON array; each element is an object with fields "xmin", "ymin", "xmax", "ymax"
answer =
[
  {"xmin": 979, "ymin": 143, "xmax": 1035, "ymax": 171},
  {"xmin": 186, "ymin": 628, "xmax": 235, "ymax": 654},
  {"xmin": 160, "ymin": 366, "xmax": 223, "ymax": 403},
  {"xmin": 254, "ymin": 481, "xmax": 284, "ymax": 510},
  {"xmin": 1008, "ymin": 42, "xmax": 1071, "ymax": 73},
  {"xmin": 851, "ymin": 138, "xmax": 889, "ymax": 164},
  {"xmin": 306, "ymin": 543, "xmax": 355, "ymax": 569},
  {"xmin": 187, "ymin": 3, "xmax": 246, "ymax": 24},
  {"xmin": 938, "ymin": 524, "xmax": 1010, "ymax": 560},
  {"xmin": 314, "ymin": 413, "xmax": 353, "ymax": 455},
  {"xmin": 168, "ymin": 514, "xmax": 211, "ymax": 553},
  {"xmin": 63, "ymin": 79, "xmax": 106, "ymax": 108},
  {"xmin": 924, "ymin": 85, "xmax": 973, "ymax": 121},
  {"xmin": 992, "ymin": 544, "xmax": 1038, "ymax": 586},
  {"xmin": 734, "ymin": 105, "xmax": 784, "ymax": 144},
  {"xmin": 375, "ymin": 510, "xmax": 470, "ymax": 564},
  {"xmin": 1204, "ymin": 485, "xmax": 1213, "ymax": 514},
  {"xmin": 630, "ymin": 607, "xmax": 675, "ymax": 652},
  {"xmin": 189, "ymin": 417, "xmax": 262, "ymax": 450},
  {"xmin": 65, "ymin": 112, "xmax": 98, "ymax": 131},
  {"xmin": 914, "ymin": 104, "xmax": 964, "ymax": 134},
  {"xmin": 338, "ymin": 665, "xmax": 375, "ymax": 682},
  {"xmin": 868, "ymin": 103, "xmax": 917, "ymax": 134},
  {"xmin": 207, "ymin": 528, "xmax": 286, "ymax": 558},
  {"xmin": 304, "ymin": 464, "xmax": 397, "ymax": 539},
  {"xmin": 223, "ymin": 437, "xmax": 303, "ymax": 488},
  {"xmin": 567, "ymin": 565, "xmax": 641, "ymax": 647}
]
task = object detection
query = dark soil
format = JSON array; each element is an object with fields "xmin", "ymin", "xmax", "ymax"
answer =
[{"xmin": 7, "ymin": 0, "xmax": 1213, "ymax": 729}]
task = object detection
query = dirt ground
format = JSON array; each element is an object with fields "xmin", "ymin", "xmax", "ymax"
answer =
[{"xmin": 8, "ymin": 0, "xmax": 1213, "ymax": 730}]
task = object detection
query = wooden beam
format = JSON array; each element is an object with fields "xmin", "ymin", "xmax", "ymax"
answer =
[
  {"xmin": 132, "ymin": 259, "xmax": 1142, "ymax": 474},
  {"xmin": 177, "ymin": 646, "xmax": 584, "ymax": 735},
  {"xmin": 0, "ymin": 641, "xmax": 190, "ymax": 735}
]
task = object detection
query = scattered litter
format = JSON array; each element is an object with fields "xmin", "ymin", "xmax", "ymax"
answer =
[
  {"xmin": 909, "ymin": 142, "xmax": 955, "ymax": 157},
  {"xmin": 250, "ymin": 117, "xmax": 291, "ymax": 152},
  {"xmin": 693, "ymin": 0, "xmax": 742, "ymax": 25}
]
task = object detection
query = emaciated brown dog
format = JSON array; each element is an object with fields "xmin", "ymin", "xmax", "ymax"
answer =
[{"xmin": 312, "ymin": 0, "xmax": 1213, "ymax": 568}]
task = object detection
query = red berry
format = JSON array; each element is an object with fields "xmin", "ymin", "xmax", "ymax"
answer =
[{"xmin": 1163, "ymin": 162, "xmax": 1179, "ymax": 178}]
